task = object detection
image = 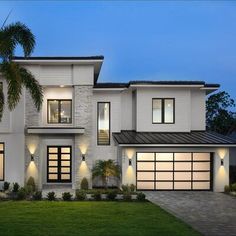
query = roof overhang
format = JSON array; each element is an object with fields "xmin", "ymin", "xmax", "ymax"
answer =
[
  {"xmin": 117, "ymin": 144, "xmax": 236, "ymax": 147},
  {"xmin": 27, "ymin": 127, "xmax": 85, "ymax": 134}
]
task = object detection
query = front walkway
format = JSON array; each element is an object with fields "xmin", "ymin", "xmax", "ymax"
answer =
[{"xmin": 146, "ymin": 191, "xmax": 236, "ymax": 236}]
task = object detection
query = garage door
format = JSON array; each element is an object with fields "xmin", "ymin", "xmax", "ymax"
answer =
[{"xmin": 136, "ymin": 152, "xmax": 212, "ymax": 190}]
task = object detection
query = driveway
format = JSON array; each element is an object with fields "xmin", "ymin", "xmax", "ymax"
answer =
[{"xmin": 146, "ymin": 191, "xmax": 236, "ymax": 236}]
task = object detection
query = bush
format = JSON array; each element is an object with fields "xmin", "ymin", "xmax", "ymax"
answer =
[
  {"xmin": 123, "ymin": 193, "xmax": 132, "ymax": 201},
  {"xmin": 33, "ymin": 191, "xmax": 42, "ymax": 200},
  {"xmin": 62, "ymin": 192, "xmax": 73, "ymax": 201},
  {"xmin": 121, "ymin": 184, "xmax": 129, "ymax": 192},
  {"xmin": 106, "ymin": 190, "xmax": 117, "ymax": 200},
  {"xmin": 130, "ymin": 184, "xmax": 136, "ymax": 192},
  {"xmin": 92, "ymin": 191, "xmax": 101, "ymax": 201},
  {"xmin": 81, "ymin": 178, "xmax": 89, "ymax": 190},
  {"xmin": 224, "ymin": 185, "xmax": 231, "ymax": 193},
  {"xmin": 75, "ymin": 190, "xmax": 86, "ymax": 201},
  {"xmin": 47, "ymin": 192, "xmax": 56, "ymax": 201},
  {"xmin": 26, "ymin": 177, "xmax": 36, "ymax": 192},
  {"xmin": 232, "ymin": 183, "xmax": 236, "ymax": 192},
  {"xmin": 12, "ymin": 182, "xmax": 20, "ymax": 193},
  {"xmin": 3, "ymin": 182, "xmax": 10, "ymax": 191},
  {"xmin": 16, "ymin": 187, "xmax": 27, "ymax": 200},
  {"xmin": 137, "ymin": 192, "xmax": 146, "ymax": 201}
]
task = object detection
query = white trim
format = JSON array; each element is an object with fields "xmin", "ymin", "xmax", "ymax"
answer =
[
  {"xmin": 93, "ymin": 88, "xmax": 126, "ymax": 91},
  {"xmin": 13, "ymin": 59, "xmax": 103, "ymax": 64},
  {"xmin": 27, "ymin": 127, "xmax": 85, "ymax": 134},
  {"xmin": 129, "ymin": 84, "xmax": 204, "ymax": 88},
  {"xmin": 117, "ymin": 144, "xmax": 236, "ymax": 147}
]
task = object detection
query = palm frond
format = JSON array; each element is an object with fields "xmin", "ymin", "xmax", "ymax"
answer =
[{"xmin": 0, "ymin": 82, "xmax": 4, "ymax": 121}]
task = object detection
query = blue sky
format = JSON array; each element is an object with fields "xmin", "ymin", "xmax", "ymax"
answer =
[{"xmin": 1, "ymin": 1, "xmax": 236, "ymax": 103}]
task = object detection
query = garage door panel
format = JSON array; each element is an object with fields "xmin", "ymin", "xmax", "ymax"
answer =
[
  {"xmin": 174, "ymin": 172, "xmax": 191, "ymax": 181},
  {"xmin": 193, "ymin": 162, "xmax": 210, "ymax": 171},
  {"xmin": 193, "ymin": 172, "xmax": 210, "ymax": 181},
  {"xmin": 137, "ymin": 153, "xmax": 155, "ymax": 161},
  {"xmin": 174, "ymin": 162, "xmax": 191, "ymax": 171},
  {"xmin": 137, "ymin": 181, "xmax": 155, "ymax": 190},
  {"xmin": 156, "ymin": 172, "xmax": 173, "ymax": 181},
  {"xmin": 175, "ymin": 153, "xmax": 191, "ymax": 161},
  {"xmin": 137, "ymin": 162, "xmax": 155, "ymax": 171},
  {"xmin": 193, "ymin": 153, "xmax": 210, "ymax": 161},
  {"xmin": 156, "ymin": 153, "xmax": 173, "ymax": 161},
  {"xmin": 137, "ymin": 172, "xmax": 155, "ymax": 180},
  {"xmin": 192, "ymin": 182, "xmax": 210, "ymax": 190},
  {"xmin": 156, "ymin": 162, "xmax": 173, "ymax": 171},
  {"xmin": 156, "ymin": 182, "xmax": 173, "ymax": 189},
  {"xmin": 174, "ymin": 182, "xmax": 191, "ymax": 190}
]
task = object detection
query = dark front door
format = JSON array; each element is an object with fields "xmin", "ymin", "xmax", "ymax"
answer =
[{"xmin": 47, "ymin": 146, "xmax": 72, "ymax": 183}]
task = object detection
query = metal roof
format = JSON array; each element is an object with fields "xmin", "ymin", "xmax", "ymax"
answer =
[{"xmin": 113, "ymin": 130, "xmax": 236, "ymax": 146}]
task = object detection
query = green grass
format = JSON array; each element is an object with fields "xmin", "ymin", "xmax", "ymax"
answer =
[{"xmin": 0, "ymin": 201, "xmax": 200, "ymax": 236}]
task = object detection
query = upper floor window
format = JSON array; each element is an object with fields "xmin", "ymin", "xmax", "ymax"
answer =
[
  {"xmin": 0, "ymin": 143, "xmax": 4, "ymax": 181},
  {"xmin": 47, "ymin": 100, "xmax": 72, "ymax": 124},
  {"xmin": 97, "ymin": 102, "xmax": 110, "ymax": 145},
  {"xmin": 152, "ymin": 98, "xmax": 175, "ymax": 124}
]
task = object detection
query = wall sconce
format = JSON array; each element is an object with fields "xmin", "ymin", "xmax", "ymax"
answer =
[
  {"xmin": 82, "ymin": 154, "xmax": 85, "ymax": 161},
  {"xmin": 129, "ymin": 159, "xmax": 132, "ymax": 166},
  {"xmin": 221, "ymin": 159, "xmax": 224, "ymax": 166},
  {"xmin": 31, "ymin": 154, "xmax": 34, "ymax": 162}
]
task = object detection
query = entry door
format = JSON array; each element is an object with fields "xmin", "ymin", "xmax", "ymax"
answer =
[
  {"xmin": 136, "ymin": 152, "xmax": 212, "ymax": 190},
  {"xmin": 47, "ymin": 146, "xmax": 72, "ymax": 182}
]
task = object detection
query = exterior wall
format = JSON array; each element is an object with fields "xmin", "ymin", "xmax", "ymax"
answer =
[
  {"xmin": 121, "ymin": 147, "xmax": 229, "ymax": 192},
  {"xmin": 121, "ymin": 90, "xmax": 133, "ymax": 130},
  {"xmin": 229, "ymin": 148, "xmax": 236, "ymax": 166}
]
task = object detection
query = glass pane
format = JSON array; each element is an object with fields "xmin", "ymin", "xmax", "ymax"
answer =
[
  {"xmin": 152, "ymin": 99, "xmax": 162, "ymax": 123},
  {"xmin": 156, "ymin": 182, "xmax": 173, "ymax": 190},
  {"xmin": 61, "ymin": 154, "xmax": 70, "ymax": 160},
  {"xmin": 61, "ymin": 167, "xmax": 70, "ymax": 173},
  {"xmin": 61, "ymin": 148, "xmax": 71, "ymax": 153},
  {"xmin": 48, "ymin": 100, "xmax": 59, "ymax": 123},
  {"xmin": 174, "ymin": 172, "xmax": 191, "ymax": 181},
  {"xmin": 49, "ymin": 161, "xmax": 58, "ymax": 166},
  {"xmin": 174, "ymin": 162, "xmax": 191, "ymax": 171},
  {"xmin": 175, "ymin": 153, "xmax": 191, "ymax": 161},
  {"xmin": 137, "ymin": 153, "xmax": 154, "ymax": 161},
  {"xmin": 156, "ymin": 153, "xmax": 173, "ymax": 161},
  {"xmin": 60, "ymin": 101, "xmax": 72, "ymax": 123},
  {"xmin": 193, "ymin": 172, "xmax": 210, "ymax": 181},
  {"xmin": 48, "ymin": 147, "xmax": 58, "ymax": 153},
  {"xmin": 193, "ymin": 162, "xmax": 210, "ymax": 171},
  {"xmin": 48, "ymin": 154, "xmax": 58, "ymax": 160},
  {"xmin": 98, "ymin": 103, "xmax": 110, "ymax": 145},
  {"xmin": 137, "ymin": 172, "xmax": 154, "ymax": 181},
  {"xmin": 156, "ymin": 172, "xmax": 173, "ymax": 181},
  {"xmin": 49, "ymin": 167, "xmax": 58, "ymax": 173},
  {"xmin": 137, "ymin": 162, "xmax": 155, "ymax": 171},
  {"xmin": 61, "ymin": 161, "xmax": 70, "ymax": 167},
  {"xmin": 0, "ymin": 154, "xmax": 3, "ymax": 180},
  {"xmin": 0, "ymin": 143, "xmax": 3, "ymax": 151},
  {"xmin": 137, "ymin": 182, "xmax": 154, "ymax": 190},
  {"xmin": 61, "ymin": 174, "xmax": 70, "ymax": 180},
  {"xmin": 48, "ymin": 174, "xmax": 58, "ymax": 180},
  {"xmin": 174, "ymin": 182, "xmax": 191, "ymax": 190},
  {"xmin": 192, "ymin": 182, "xmax": 210, "ymax": 190},
  {"xmin": 193, "ymin": 153, "xmax": 210, "ymax": 161},
  {"xmin": 156, "ymin": 162, "xmax": 173, "ymax": 171},
  {"xmin": 164, "ymin": 99, "xmax": 174, "ymax": 123}
]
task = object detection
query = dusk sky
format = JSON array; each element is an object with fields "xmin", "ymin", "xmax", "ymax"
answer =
[{"xmin": 1, "ymin": 1, "xmax": 236, "ymax": 103}]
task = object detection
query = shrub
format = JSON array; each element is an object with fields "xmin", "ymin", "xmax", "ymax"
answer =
[
  {"xmin": 130, "ymin": 184, "xmax": 136, "ymax": 192},
  {"xmin": 62, "ymin": 192, "xmax": 73, "ymax": 201},
  {"xmin": 33, "ymin": 191, "xmax": 42, "ymax": 200},
  {"xmin": 26, "ymin": 177, "xmax": 36, "ymax": 192},
  {"xmin": 232, "ymin": 183, "xmax": 236, "ymax": 192},
  {"xmin": 16, "ymin": 187, "xmax": 27, "ymax": 200},
  {"xmin": 123, "ymin": 193, "xmax": 132, "ymax": 201},
  {"xmin": 3, "ymin": 182, "xmax": 10, "ymax": 191},
  {"xmin": 12, "ymin": 182, "xmax": 20, "ymax": 193},
  {"xmin": 106, "ymin": 190, "xmax": 117, "ymax": 200},
  {"xmin": 75, "ymin": 190, "xmax": 86, "ymax": 201},
  {"xmin": 81, "ymin": 178, "xmax": 89, "ymax": 190},
  {"xmin": 121, "ymin": 184, "xmax": 129, "ymax": 192},
  {"xmin": 47, "ymin": 192, "xmax": 56, "ymax": 201},
  {"xmin": 224, "ymin": 185, "xmax": 231, "ymax": 193},
  {"xmin": 137, "ymin": 192, "xmax": 146, "ymax": 201},
  {"xmin": 92, "ymin": 191, "xmax": 101, "ymax": 201}
]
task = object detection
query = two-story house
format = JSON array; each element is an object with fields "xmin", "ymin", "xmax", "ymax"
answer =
[{"xmin": 0, "ymin": 56, "xmax": 236, "ymax": 192}]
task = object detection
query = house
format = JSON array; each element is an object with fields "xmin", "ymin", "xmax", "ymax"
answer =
[{"xmin": 1, "ymin": 56, "xmax": 236, "ymax": 192}]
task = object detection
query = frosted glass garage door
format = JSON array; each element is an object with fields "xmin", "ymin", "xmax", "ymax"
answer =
[{"xmin": 136, "ymin": 152, "xmax": 212, "ymax": 190}]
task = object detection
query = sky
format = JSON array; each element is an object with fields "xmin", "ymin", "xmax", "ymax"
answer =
[{"xmin": 1, "ymin": 1, "xmax": 236, "ymax": 103}]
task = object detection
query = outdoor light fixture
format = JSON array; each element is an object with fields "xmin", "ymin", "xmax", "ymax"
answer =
[
  {"xmin": 129, "ymin": 159, "xmax": 132, "ymax": 166},
  {"xmin": 31, "ymin": 154, "xmax": 34, "ymax": 162},
  {"xmin": 221, "ymin": 159, "xmax": 224, "ymax": 166},
  {"xmin": 82, "ymin": 154, "xmax": 85, "ymax": 161}
]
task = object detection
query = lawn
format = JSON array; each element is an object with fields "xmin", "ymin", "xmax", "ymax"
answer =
[{"xmin": 0, "ymin": 201, "xmax": 200, "ymax": 236}]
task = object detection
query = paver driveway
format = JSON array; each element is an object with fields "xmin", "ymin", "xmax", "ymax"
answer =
[{"xmin": 146, "ymin": 191, "xmax": 236, "ymax": 236}]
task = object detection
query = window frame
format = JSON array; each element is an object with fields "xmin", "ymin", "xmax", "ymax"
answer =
[
  {"xmin": 152, "ymin": 98, "xmax": 175, "ymax": 124},
  {"xmin": 0, "ymin": 142, "xmax": 5, "ymax": 181},
  {"xmin": 97, "ymin": 102, "xmax": 111, "ymax": 146},
  {"xmin": 47, "ymin": 99, "xmax": 72, "ymax": 124}
]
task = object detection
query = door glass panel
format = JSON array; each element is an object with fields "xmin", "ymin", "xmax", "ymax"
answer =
[
  {"xmin": 156, "ymin": 153, "xmax": 173, "ymax": 161},
  {"xmin": 174, "ymin": 172, "xmax": 191, "ymax": 181},
  {"xmin": 156, "ymin": 172, "xmax": 173, "ymax": 181},
  {"xmin": 193, "ymin": 153, "xmax": 210, "ymax": 161},
  {"xmin": 48, "ymin": 147, "xmax": 58, "ymax": 153},
  {"xmin": 174, "ymin": 182, "xmax": 191, "ymax": 190},
  {"xmin": 49, "ymin": 174, "xmax": 58, "ymax": 180},
  {"xmin": 193, "ymin": 172, "xmax": 210, "ymax": 181},
  {"xmin": 61, "ymin": 154, "xmax": 70, "ymax": 160},
  {"xmin": 61, "ymin": 174, "xmax": 70, "ymax": 180},
  {"xmin": 49, "ymin": 167, "xmax": 58, "ymax": 173},
  {"xmin": 156, "ymin": 182, "xmax": 173, "ymax": 190},
  {"xmin": 61, "ymin": 167, "xmax": 70, "ymax": 173},
  {"xmin": 175, "ymin": 153, "xmax": 191, "ymax": 161},
  {"xmin": 61, "ymin": 161, "xmax": 70, "ymax": 167},
  {"xmin": 156, "ymin": 162, "xmax": 173, "ymax": 171},
  {"xmin": 61, "ymin": 148, "xmax": 70, "ymax": 153},
  {"xmin": 193, "ymin": 182, "xmax": 210, "ymax": 190},
  {"xmin": 137, "ymin": 172, "xmax": 154, "ymax": 181},
  {"xmin": 174, "ymin": 162, "xmax": 191, "ymax": 171},
  {"xmin": 48, "ymin": 154, "xmax": 58, "ymax": 160},
  {"xmin": 137, "ymin": 162, "xmax": 154, "ymax": 171},
  {"xmin": 49, "ymin": 161, "xmax": 58, "ymax": 166},
  {"xmin": 0, "ymin": 143, "xmax": 3, "ymax": 151},
  {"xmin": 137, "ymin": 182, "xmax": 155, "ymax": 190},
  {"xmin": 193, "ymin": 162, "xmax": 210, "ymax": 171},
  {"xmin": 137, "ymin": 153, "xmax": 155, "ymax": 161}
]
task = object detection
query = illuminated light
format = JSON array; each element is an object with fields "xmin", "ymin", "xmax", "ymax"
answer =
[
  {"xmin": 125, "ymin": 148, "xmax": 135, "ymax": 159},
  {"xmin": 125, "ymin": 166, "xmax": 135, "ymax": 185},
  {"xmin": 79, "ymin": 144, "xmax": 88, "ymax": 155},
  {"xmin": 26, "ymin": 161, "xmax": 38, "ymax": 181},
  {"xmin": 218, "ymin": 148, "xmax": 227, "ymax": 159},
  {"xmin": 60, "ymin": 85, "xmax": 65, "ymax": 88}
]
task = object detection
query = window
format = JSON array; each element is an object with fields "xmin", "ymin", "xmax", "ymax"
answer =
[
  {"xmin": 152, "ymin": 98, "xmax": 174, "ymax": 124},
  {"xmin": 97, "ymin": 102, "xmax": 110, "ymax": 145},
  {"xmin": 0, "ymin": 143, "xmax": 4, "ymax": 181},
  {"xmin": 47, "ymin": 100, "xmax": 72, "ymax": 124}
]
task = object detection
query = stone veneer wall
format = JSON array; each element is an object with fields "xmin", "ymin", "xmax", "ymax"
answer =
[{"xmin": 74, "ymin": 85, "xmax": 93, "ymax": 189}]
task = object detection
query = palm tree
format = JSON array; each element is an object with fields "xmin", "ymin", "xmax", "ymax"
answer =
[
  {"xmin": 0, "ymin": 21, "xmax": 43, "ymax": 120},
  {"xmin": 92, "ymin": 160, "xmax": 121, "ymax": 188}
]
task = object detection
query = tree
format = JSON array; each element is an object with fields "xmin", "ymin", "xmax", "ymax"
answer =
[
  {"xmin": 92, "ymin": 159, "xmax": 120, "ymax": 188},
  {"xmin": 0, "ymin": 22, "xmax": 43, "ymax": 121},
  {"xmin": 206, "ymin": 91, "xmax": 236, "ymax": 135}
]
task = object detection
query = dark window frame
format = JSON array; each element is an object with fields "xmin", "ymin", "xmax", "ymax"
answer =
[
  {"xmin": 47, "ymin": 146, "xmax": 72, "ymax": 183},
  {"xmin": 97, "ymin": 102, "xmax": 111, "ymax": 146},
  {"xmin": 136, "ymin": 152, "xmax": 213, "ymax": 191},
  {"xmin": 47, "ymin": 99, "xmax": 72, "ymax": 124},
  {"xmin": 0, "ymin": 142, "xmax": 4, "ymax": 181},
  {"xmin": 152, "ymin": 98, "xmax": 175, "ymax": 124}
]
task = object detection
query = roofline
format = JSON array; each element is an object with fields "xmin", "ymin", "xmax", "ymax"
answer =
[
  {"xmin": 116, "ymin": 144, "xmax": 236, "ymax": 147},
  {"xmin": 13, "ymin": 56, "xmax": 104, "ymax": 61}
]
